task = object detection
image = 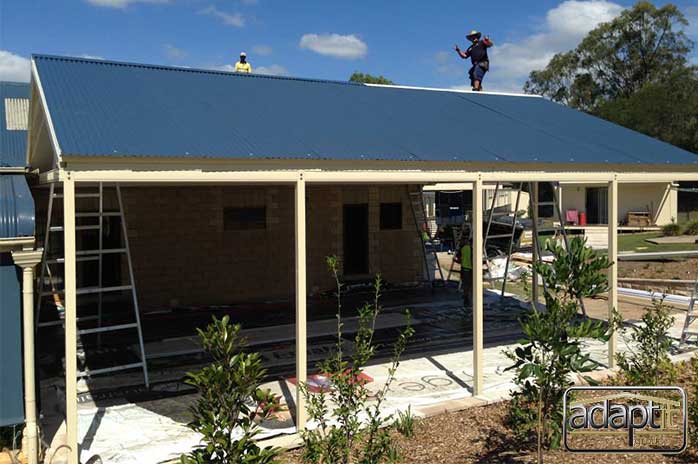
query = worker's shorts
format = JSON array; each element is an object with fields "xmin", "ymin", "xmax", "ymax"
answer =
[{"xmin": 469, "ymin": 64, "xmax": 487, "ymax": 83}]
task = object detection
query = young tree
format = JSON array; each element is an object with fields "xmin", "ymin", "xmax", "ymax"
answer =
[
  {"xmin": 506, "ymin": 238, "xmax": 614, "ymax": 463},
  {"xmin": 615, "ymin": 297, "xmax": 676, "ymax": 386},
  {"xmin": 300, "ymin": 256, "xmax": 414, "ymax": 464},
  {"xmin": 181, "ymin": 316, "xmax": 282, "ymax": 464}
]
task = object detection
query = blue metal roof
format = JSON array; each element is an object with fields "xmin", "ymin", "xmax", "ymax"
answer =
[
  {"xmin": 0, "ymin": 174, "xmax": 35, "ymax": 239},
  {"xmin": 33, "ymin": 54, "xmax": 698, "ymax": 167},
  {"xmin": 0, "ymin": 81, "xmax": 30, "ymax": 167}
]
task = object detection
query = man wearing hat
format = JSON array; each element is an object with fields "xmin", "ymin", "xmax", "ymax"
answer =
[
  {"xmin": 234, "ymin": 52, "xmax": 252, "ymax": 73},
  {"xmin": 455, "ymin": 30, "xmax": 493, "ymax": 91}
]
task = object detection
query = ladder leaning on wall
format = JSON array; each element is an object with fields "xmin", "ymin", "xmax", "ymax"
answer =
[{"xmin": 35, "ymin": 182, "xmax": 149, "ymax": 387}]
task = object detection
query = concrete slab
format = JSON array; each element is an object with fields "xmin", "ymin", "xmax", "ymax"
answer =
[
  {"xmin": 646, "ymin": 235, "xmax": 698, "ymax": 245},
  {"xmin": 43, "ymin": 291, "xmax": 698, "ymax": 464}
]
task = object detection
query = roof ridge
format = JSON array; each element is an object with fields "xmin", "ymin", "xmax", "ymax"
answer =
[{"xmin": 31, "ymin": 54, "xmax": 364, "ymax": 87}]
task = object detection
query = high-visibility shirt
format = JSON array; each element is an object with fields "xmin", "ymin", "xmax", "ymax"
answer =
[
  {"xmin": 234, "ymin": 61, "xmax": 252, "ymax": 73},
  {"xmin": 460, "ymin": 244, "xmax": 472, "ymax": 271}
]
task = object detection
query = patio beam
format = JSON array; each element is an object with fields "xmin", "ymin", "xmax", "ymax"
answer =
[
  {"xmin": 472, "ymin": 177, "xmax": 484, "ymax": 395},
  {"xmin": 63, "ymin": 178, "xmax": 79, "ymax": 464},
  {"xmin": 51, "ymin": 167, "xmax": 698, "ymax": 185},
  {"xmin": 294, "ymin": 176, "xmax": 308, "ymax": 429},
  {"xmin": 608, "ymin": 178, "xmax": 618, "ymax": 368}
]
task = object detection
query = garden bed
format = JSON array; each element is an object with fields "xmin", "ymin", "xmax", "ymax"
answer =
[{"xmin": 283, "ymin": 358, "xmax": 698, "ymax": 464}]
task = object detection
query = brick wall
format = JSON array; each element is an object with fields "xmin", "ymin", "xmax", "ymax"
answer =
[{"xmin": 121, "ymin": 185, "xmax": 423, "ymax": 310}]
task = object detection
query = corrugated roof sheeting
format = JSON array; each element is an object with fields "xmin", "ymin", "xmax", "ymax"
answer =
[
  {"xmin": 0, "ymin": 251, "xmax": 23, "ymax": 427},
  {"xmin": 0, "ymin": 174, "xmax": 35, "ymax": 238},
  {"xmin": 33, "ymin": 54, "xmax": 698, "ymax": 166},
  {"xmin": 0, "ymin": 81, "xmax": 30, "ymax": 166}
]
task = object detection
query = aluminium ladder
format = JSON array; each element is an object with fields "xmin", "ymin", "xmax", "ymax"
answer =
[
  {"xmin": 35, "ymin": 183, "xmax": 149, "ymax": 387},
  {"xmin": 409, "ymin": 190, "xmax": 445, "ymax": 284},
  {"xmin": 680, "ymin": 277, "xmax": 698, "ymax": 345}
]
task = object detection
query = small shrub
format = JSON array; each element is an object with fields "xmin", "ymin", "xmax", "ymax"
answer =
[
  {"xmin": 300, "ymin": 256, "xmax": 414, "ymax": 464},
  {"xmin": 662, "ymin": 222, "xmax": 681, "ymax": 236},
  {"xmin": 181, "ymin": 316, "xmax": 282, "ymax": 464},
  {"xmin": 684, "ymin": 220, "xmax": 698, "ymax": 236},
  {"xmin": 615, "ymin": 297, "xmax": 676, "ymax": 386},
  {"xmin": 393, "ymin": 406, "xmax": 415, "ymax": 438},
  {"xmin": 505, "ymin": 237, "xmax": 614, "ymax": 463}
]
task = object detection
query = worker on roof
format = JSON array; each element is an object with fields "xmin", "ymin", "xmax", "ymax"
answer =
[
  {"xmin": 234, "ymin": 52, "xmax": 252, "ymax": 73},
  {"xmin": 454, "ymin": 30, "xmax": 493, "ymax": 91}
]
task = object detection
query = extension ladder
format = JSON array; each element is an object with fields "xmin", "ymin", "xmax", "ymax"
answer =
[
  {"xmin": 680, "ymin": 277, "xmax": 698, "ymax": 345},
  {"xmin": 35, "ymin": 183, "xmax": 149, "ymax": 386}
]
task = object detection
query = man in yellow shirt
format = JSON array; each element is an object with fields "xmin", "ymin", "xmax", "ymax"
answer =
[
  {"xmin": 234, "ymin": 52, "xmax": 252, "ymax": 73},
  {"xmin": 456, "ymin": 231, "xmax": 473, "ymax": 312}
]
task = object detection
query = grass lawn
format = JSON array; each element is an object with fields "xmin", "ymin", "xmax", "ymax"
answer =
[{"xmin": 617, "ymin": 231, "xmax": 698, "ymax": 253}]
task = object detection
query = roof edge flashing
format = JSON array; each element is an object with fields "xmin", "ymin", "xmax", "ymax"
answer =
[{"xmin": 363, "ymin": 83, "xmax": 542, "ymax": 98}]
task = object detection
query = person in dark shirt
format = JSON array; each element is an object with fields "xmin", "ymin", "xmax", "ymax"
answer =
[{"xmin": 455, "ymin": 30, "xmax": 494, "ymax": 91}]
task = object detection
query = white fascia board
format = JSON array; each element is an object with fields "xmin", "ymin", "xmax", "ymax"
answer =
[
  {"xmin": 30, "ymin": 59, "xmax": 62, "ymax": 162},
  {"xmin": 58, "ymin": 168, "xmax": 698, "ymax": 184}
]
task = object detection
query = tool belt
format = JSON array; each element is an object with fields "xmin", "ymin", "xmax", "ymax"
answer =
[{"xmin": 476, "ymin": 60, "xmax": 490, "ymax": 71}]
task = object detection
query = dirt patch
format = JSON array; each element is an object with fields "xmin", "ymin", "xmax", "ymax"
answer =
[{"xmin": 619, "ymin": 258, "xmax": 698, "ymax": 281}]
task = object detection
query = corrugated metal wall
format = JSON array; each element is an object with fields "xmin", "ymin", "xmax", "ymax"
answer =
[
  {"xmin": 0, "ymin": 175, "xmax": 35, "ymax": 238},
  {"xmin": 0, "ymin": 175, "xmax": 34, "ymax": 426},
  {"xmin": 0, "ymin": 252, "xmax": 23, "ymax": 426},
  {"xmin": 0, "ymin": 81, "xmax": 30, "ymax": 167}
]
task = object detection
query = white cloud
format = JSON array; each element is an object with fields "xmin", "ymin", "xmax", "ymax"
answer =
[
  {"xmin": 164, "ymin": 44, "xmax": 187, "ymax": 59},
  {"xmin": 299, "ymin": 33, "xmax": 367, "ymax": 59},
  {"xmin": 85, "ymin": 0, "xmax": 169, "ymax": 8},
  {"xmin": 200, "ymin": 5, "xmax": 245, "ymax": 27},
  {"xmin": 484, "ymin": 0, "xmax": 623, "ymax": 92},
  {"xmin": 255, "ymin": 64, "xmax": 289, "ymax": 76},
  {"xmin": 546, "ymin": 0, "xmax": 623, "ymax": 37},
  {"xmin": 0, "ymin": 50, "xmax": 30, "ymax": 82},
  {"xmin": 79, "ymin": 54, "xmax": 105, "ymax": 60},
  {"xmin": 252, "ymin": 45, "xmax": 272, "ymax": 56}
]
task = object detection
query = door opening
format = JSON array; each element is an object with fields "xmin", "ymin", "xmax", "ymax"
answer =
[
  {"xmin": 585, "ymin": 187, "xmax": 608, "ymax": 224},
  {"xmin": 343, "ymin": 204, "xmax": 369, "ymax": 275}
]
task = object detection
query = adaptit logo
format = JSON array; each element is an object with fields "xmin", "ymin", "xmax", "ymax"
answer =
[{"xmin": 563, "ymin": 386, "xmax": 687, "ymax": 453}]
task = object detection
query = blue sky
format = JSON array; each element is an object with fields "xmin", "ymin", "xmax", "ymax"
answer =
[{"xmin": 0, "ymin": 0, "xmax": 696, "ymax": 92}]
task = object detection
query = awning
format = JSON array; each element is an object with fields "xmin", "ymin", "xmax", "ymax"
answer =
[{"xmin": 0, "ymin": 174, "xmax": 34, "ymax": 239}]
